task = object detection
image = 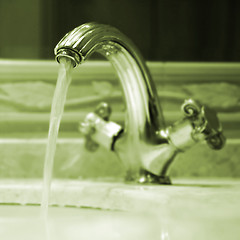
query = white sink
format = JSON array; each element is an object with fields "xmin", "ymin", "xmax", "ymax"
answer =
[
  {"xmin": 0, "ymin": 205, "xmax": 159, "ymax": 240},
  {"xmin": 0, "ymin": 178, "xmax": 240, "ymax": 240}
]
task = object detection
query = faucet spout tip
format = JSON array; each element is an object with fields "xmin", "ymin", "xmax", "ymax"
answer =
[{"xmin": 55, "ymin": 48, "xmax": 82, "ymax": 67}]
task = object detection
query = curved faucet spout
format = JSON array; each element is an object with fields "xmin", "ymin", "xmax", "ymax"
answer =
[
  {"xmin": 55, "ymin": 22, "xmax": 166, "ymax": 178},
  {"xmin": 55, "ymin": 22, "xmax": 165, "ymax": 134}
]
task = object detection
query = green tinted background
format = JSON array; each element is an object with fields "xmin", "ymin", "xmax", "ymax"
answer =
[{"xmin": 0, "ymin": 0, "xmax": 240, "ymax": 61}]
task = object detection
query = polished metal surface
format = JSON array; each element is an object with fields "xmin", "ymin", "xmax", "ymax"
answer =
[
  {"xmin": 55, "ymin": 22, "xmax": 225, "ymax": 184},
  {"xmin": 78, "ymin": 102, "xmax": 117, "ymax": 152}
]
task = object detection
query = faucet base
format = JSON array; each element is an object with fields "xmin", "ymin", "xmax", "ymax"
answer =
[{"xmin": 137, "ymin": 169, "xmax": 172, "ymax": 185}]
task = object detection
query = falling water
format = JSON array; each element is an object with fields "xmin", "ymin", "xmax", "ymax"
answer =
[{"xmin": 41, "ymin": 58, "xmax": 73, "ymax": 218}]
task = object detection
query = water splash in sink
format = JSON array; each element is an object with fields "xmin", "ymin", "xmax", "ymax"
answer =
[{"xmin": 41, "ymin": 58, "xmax": 73, "ymax": 217}]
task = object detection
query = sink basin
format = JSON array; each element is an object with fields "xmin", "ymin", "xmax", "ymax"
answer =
[
  {"xmin": 0, "ymin": 205, "xmax": 159, "ymax": 240},
  {"xmin": 0, "ymin": 179, "xmax": 240, "ymax": 240}
]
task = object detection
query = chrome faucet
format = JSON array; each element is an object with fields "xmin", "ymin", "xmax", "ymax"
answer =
[{"xmin": 55, "ymin": 22, "xmax": 225, "ymax": 184}]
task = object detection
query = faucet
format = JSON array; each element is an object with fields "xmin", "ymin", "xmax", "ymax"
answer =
[{"xmin": 54, "ymin": 22, "xmax": 225, "ymax": 184}]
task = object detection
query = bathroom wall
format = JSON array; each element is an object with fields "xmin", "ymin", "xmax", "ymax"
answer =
[
  {"xmin": 47, "ymin": 0, "xmax": 240, "ymax": 61},
  {"xmin": 0, "ymin": 0, "xmax": 42, "ymax": 58},
  {"xmin": 1, "ymin": 0, "xmax": 240, "ymax": 61}
]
